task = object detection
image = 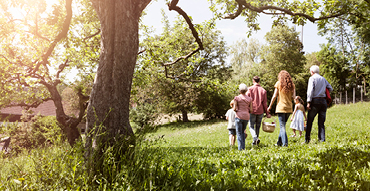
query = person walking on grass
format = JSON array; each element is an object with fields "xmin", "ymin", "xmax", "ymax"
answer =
[
  {"xmin": 233, "ymin": 83, "xmax": 253, "ymax": 150},
  {"xmin": 306, "ymin": 65, "xmax": 333, "ymax": 144},
  {"xmin": 290, "ymin": 96, "xmax": 307, "ymax": 137},
  {"xmin": 268, "ymin": 70, "xmax": 296, "ymax": 147},
  {"xmin": 247, "ymin": 76, "xmax": 271, "ymax": 146},
  {"xmin": 225, "ymin": 100, "xmax": 236, "ymax": 146}
]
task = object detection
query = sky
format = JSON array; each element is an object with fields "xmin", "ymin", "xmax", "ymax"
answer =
[{"xmin": 142, "ymin": 0, "xmax": 328, "ymax": 54}]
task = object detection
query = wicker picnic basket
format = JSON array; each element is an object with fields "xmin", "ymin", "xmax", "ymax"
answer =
[{"xmin": 262, "ymin": 117, "xmax": 276, "ymax": 133}]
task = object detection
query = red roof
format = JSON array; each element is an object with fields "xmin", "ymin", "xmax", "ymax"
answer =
[{"xmin": 0, "ymin": 100, "xmax": 56, "ymax": 116}]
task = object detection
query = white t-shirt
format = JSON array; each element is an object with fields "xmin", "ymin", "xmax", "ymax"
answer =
[{"xmin": 225, "ymin": 109, "xmax": 236, "ymax": 129}]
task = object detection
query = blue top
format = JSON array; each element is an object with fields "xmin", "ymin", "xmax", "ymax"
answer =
[{"xmin": 307, "ymin": 73, "xmax": 333, "ymax": 103}]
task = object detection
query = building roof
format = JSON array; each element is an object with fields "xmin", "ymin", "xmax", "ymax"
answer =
[{"xmin": 0, "ymin": 100, "xmax": 56, "ymax": 116}]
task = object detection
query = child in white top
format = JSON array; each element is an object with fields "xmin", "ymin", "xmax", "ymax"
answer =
[
  {"xmin": 225, "ymin": 100, "xmax": 236, "ymax": 146},
  {"xmin": 290, "ymin": 96, "xmax": 307, "ymax": 137}
]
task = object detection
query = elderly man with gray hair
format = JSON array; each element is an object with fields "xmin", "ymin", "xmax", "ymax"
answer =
[{"xmin": 306, "ymin": 65, "xmax": 333, "ymax": 144}]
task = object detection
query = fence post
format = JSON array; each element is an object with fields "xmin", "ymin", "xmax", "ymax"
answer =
[
  {"xmin": 340, "ymin": 92, "xmax": 342, "ymax": 104},
  {"xmin": 353, "ymin": 87, "xmax": 355, "ymax": 104},
  {"xmin": 361, "ymin": 86, "xmax": 363, "ymax": 102},
  {"xmin": 335, "ymin": 94, "xmax": 337, "ymax": 104},
  {"xmin": 346, "ymin": 91, "xmax": 348, "ymax": 104}
]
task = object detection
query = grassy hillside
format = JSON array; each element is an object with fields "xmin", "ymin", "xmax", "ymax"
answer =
[
  {"xmin": 1, "ymin": 102, "xmax": 369, "ymax": 190},
  {"xmin": 144, "ymin": 102, "xmax": 370, "ymax": 190}
]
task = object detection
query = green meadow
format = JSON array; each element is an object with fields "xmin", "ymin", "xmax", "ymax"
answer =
[{"xmin": 1, "ymin": 102, "xmax": 370, "ymax": 190}]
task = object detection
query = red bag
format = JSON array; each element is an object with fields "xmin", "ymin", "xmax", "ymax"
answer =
[{"xmin": 325, "ymin": 88, "xmax": 332, "ymax": 106}]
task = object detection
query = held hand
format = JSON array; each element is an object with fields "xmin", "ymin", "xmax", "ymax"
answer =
[
  {"xmin": 266, "ymin": 113, "xmax": 271, "ymax": 118},
  {"xmin": 267, "ymin": 106, "xmax": 271, "ymax": 112},
  {"xmin": 307, "ymin": 103, "xmax": 311, "ymax": 110},
  {"xmin": 290, "ymin": 118, "xmax": 293, "ymax": 121}
]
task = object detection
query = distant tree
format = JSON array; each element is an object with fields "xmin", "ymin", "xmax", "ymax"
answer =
[
  {"xmin": 305, "ymin": 52, "xmax": 321, "ymax": 67},
  {"xmin": 317, "ymin": 43, "xmax": 351, "ymax": 93},
  {"xmin": 259, "ymin": 25, "xmax": 307, "ymax": 98},
  {"xmin": 229, "ymin": 38, "xmax": 263, "ymax": 85},
  {"xmin": 193, "ymin": 80, "xmax": 233, "ymax": 119},
  {"xmin": 229, "ymin": 38, "xmax": 262, "ymax": 70},
  {"xmin": 261, "ymin": 25, "xmax": 306, "ymax": 76},
  {"xmin": 134, "ymin": 15, "xmax": 230, "ymax": 121},
  {"xmin": 318, "ymin": 10, "xmax": 370, "ymax": 94}
]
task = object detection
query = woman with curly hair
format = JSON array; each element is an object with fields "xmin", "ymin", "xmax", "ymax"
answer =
[{"xmin": 267, "ymin": 70, "xmax": 296, "ymax": 146}]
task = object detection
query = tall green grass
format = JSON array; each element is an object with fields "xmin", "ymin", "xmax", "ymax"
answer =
[
  {"xmin": 142, "ymin": 102, "xmax": 370, "ymax": 190},
  {"xmin": 0, "ymin": 142, "xmax": 87, "ymax": 190},
  {"xmin": 1, "ymin": 102, "xmax": 369, "ymax": 190}
]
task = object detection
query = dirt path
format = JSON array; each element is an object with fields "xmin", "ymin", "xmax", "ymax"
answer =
[{"xmin": 155, "ymin": 113, "xmax": 203, "ymax": 125}]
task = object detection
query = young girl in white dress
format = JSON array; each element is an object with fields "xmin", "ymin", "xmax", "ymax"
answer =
[{"xmin": 290, "ymin": 96, "xmax": 307, "ymax": 137}]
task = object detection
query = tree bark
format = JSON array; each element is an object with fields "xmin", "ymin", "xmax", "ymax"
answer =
[
  {"xmin": 364, "ymin": 77, "xmax": 367, "ymax": 95},
  {"xmin": 182, "ymin": 110, "xmax": 189, "ymax": 122},
  {"xmin": 85, "ymin": 0, "xmax": 151, "ymax": 168},
  {"xmin": 44, "ymin": 83, "xmax": 82, "ymax": 146}
]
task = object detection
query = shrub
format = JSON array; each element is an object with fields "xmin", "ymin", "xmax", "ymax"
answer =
[
  {"xmin": 30, "ymin": 115, "xmax": 65, "ymax": 145},
  {"xmin": 130, "ymin": 101, "xmax": 160, "ymax": 129},
  {"xmin": 2, "ymin": 115, "xmax": 65, "ymax": 154}
]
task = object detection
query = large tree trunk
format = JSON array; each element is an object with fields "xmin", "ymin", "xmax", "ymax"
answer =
[{"xmin": 85, "ymin": 0, "xmax": 151, "ymax": 170}]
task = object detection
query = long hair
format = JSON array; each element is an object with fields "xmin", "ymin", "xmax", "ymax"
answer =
[
  {"xmin": 295, "ymin": 96, "xmax": 304, "ymax": 105},
  {"xmin": 278, "ymin": 70, "xmax": 295, "ymax": 93}
]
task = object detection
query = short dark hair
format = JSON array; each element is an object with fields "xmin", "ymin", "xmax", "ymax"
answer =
[{"xmin": 253, "ymin": 76, "xmax": 260, "ymax": 83}]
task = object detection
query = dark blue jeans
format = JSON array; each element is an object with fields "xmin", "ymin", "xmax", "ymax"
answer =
[
  {"xmin": 277, "ymin": 113, "xmax": 290, "ymax": 146},
  {"xmin": 249, "ymin": 114, "xmax": 264, "ymax": 141},
  {"xmin": 306, "ymin": 98, "xmax": 327, "ymax": 143},
  {"xmin": 235, "ymin": 117, "xmax": 248, "ymax": 150}
]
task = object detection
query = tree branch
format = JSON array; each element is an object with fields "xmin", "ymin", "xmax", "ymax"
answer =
[
  {"xmin": 164, "ymin": 66, "xmax": 201, "ymax": 82},
  {"xmin": 222, "ymin": 1, "xmax": 244, "ymax": 19},
  {"xmin": 83, "ymin": 29, "xmax": 101, "ymax": 40},
  {"xmin": 224, "ymin": 0, "xmax": 345, "ymax": 22},
  {"xmin": 6, "ymin": 73, "xmax": 31, "ymax": 87},
  {"xmin": 56, "ymin": 59, "xmax": 70, "ymax": 79},
  {"xmin": 26, "ymin": 31, "xmax": 51, "ymax": 42},
  {"xmin": 0, "ymin": 54, "xmax": 15, "ymax": 65},
  {"xmin": 5, "ymin": 98, "xmax": 53, "ymax": 110},
  {"xmin": 168, "ymin": 1, "xmax": 203, "ymax": 50},
  {"xmin": 162, "ymin": 0, "xmax": 204, "ymax": 81},
  {"xmin": 138, "ymin": 49, "xmax": 146, "ymax": 55},
  {"xmin": 31, "ymin": 0, "xmax": 73, "ymax": 74},
  {"xmin": 163, "ymin": 47, "xmax": 201, "ymax": 66}
]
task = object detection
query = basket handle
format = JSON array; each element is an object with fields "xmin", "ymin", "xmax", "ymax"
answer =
[{"xmin": 262, "ymin": 117, "xmax": 276, "ymax": 123}]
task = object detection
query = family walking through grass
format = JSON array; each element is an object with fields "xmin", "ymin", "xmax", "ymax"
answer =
[{"xmin": 227, "ymin": 65, "xmax": 333, "ymax": 150}]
